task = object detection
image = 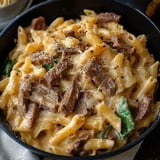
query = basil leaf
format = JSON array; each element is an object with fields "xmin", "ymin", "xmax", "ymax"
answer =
[{"xmin": 117, "ymin": 96, "xmax": 135, "ymax": 139}]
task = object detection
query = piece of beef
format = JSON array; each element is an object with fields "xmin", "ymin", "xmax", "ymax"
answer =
[
  {"xmin": 96, "ymin": 12, "xmax": 121, "ymax": 24},
  {"xmin": 30, "ymin": 83, "xmax": 60, "ymax": 112},
  {"xmin": 75, "ymin": 92, "xmax": 95, "ymax": 116},
  {"xmin": 135, "ymin": 95, "xmax": 152, "ymax": 121},
  {"xmin": 43, "ymin": 45, "xmax": 77, "ymax": 87},
  {"xmin": 18, "ymin": 76, "xmax": 32, "ymax": 115},
  {"xmin": 67, "ymin": 134, "xmax": 89, "ymax": 156},
  {"xmin": 31, "ymin": 16, "xmax": 47, "ymax": 30},
  {"xmin": 85, "ymin": 58, "xmax": 116, "ymax": 96},
  {"xmin": 44, "ymin": 53, "xmax": 71, "ymax": 87},
  {"xmin": 55, "ymin": 43, "xmax": 89, "ymax": 53},
  {"xmin": 106, "ymin": 36, "xmax": 136, "ymax": 55},
  {"xmin": 55, "ymin": 45, "xmax": 79, "ymax": 55},
  {"xmin": 59, "ymin": 74, "xmax": 80, "ymax": 116},
  {"xmin": 25, "ymin": 103, "xmax": 39, "ymax": 128},
  {"xmin": 64, "ymin": 30, "xmax": 76, "ymax": 37},
  {"xmin": 30, "ymin": 51, "xmax": 53, "ymax": 66}
]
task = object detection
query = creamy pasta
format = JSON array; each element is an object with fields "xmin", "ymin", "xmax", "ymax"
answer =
[{"xmin": 0, "ymin": 10, "xmax": 160, "ymax": 156}]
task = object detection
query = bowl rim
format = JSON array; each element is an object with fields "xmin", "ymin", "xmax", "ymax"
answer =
[
  {"xmin": 0, "ymin": 0, "xmax": 160, "ymax": 159},
  {"xmin": 1, "ymin": 0, "xmax": 160, "ymax": 36}
]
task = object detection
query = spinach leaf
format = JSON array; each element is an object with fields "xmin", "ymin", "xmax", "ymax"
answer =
[
  {"xmin": 43, "ymin": 63, "xmax": 54, "ymax": 71},
  {"xmin": 98, "ymin": 125, "xmax": 111, "ymax": 139},
  {"xmin": 3, "ymin": 59, "xmax": 15, "ymax": 77},
  {"xmin": 117, "ymin": 96, "xmax": 135, "ymax": 139},
  {"xmin": 43, "ymin": 58, "xmax": 60, "ymax": 71}
]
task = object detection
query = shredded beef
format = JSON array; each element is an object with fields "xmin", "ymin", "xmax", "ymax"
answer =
[
  {"xmin": 31, "ymin": 16, "xmax": 47, "ymax": 30},
  {"xmin": 64, "ymin": 30, "xmax": 76, "ymax": 37},
  {"xmin": 44, "ymin": 45, "xmax": 80, "ymax": 87},
  {"xmin": 96, "ymin": 12, "xmax": 121, "ymax": 24},
  {"xmin": 67, "ymin": 134, "xmax": 89, "ymax": 156},
  {"xmin": 30, "ymin": 51, "xmax": 53, "ymax": 66},
  {"xmin": 55, "ymin": 45, "xmax": 79, "ymax": 55},
  {"xmin": 18, "ymin": 76, "xmax": 32, "ymax": 115},
  {"xmin": 85, "ymin": 58, "xmax": 116, "ymax": 96},
  {"xmin": 30, "ymin": 83, "xmax": 60, "ymax": 112},
  {"xmin": 106, "ymin": 36, "xmax": 136, "ymax": 55},
  {"xmin": 59, "ymin": 74, "xmax": 80, "ymax": 116},
  {"xmin": 132, "ymin": 95, "xmax": 152, "ymax": 121},
  {"xmin": 44, "ymin": 53, "xmax": 72, "ymax": 87},
  {"xmin": 75, "ymin": 92, "xmax": 95, "ymax": 116},
  {"xmin": 25, "ymin": 103, "xmax": 39, "ymax": 128}
]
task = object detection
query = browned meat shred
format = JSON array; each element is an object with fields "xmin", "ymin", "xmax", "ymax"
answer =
[
  {"xmin": 55, "ymin": 43, "xmax": 90, "ymax": 53},
  {"xmin": 31, "ymin": 16, "xmax": 47, "ymax": 30},
  {"xmin": 64, "ymin": 30, "xmax": 76, "ymax": 37},
  {"xmin": 75, "ymin": 92, "xmax": 96, "ymax": 116},
  {"xmin": 67, "ymin": 134, "xmax": 89, "ymax": 156},
  {"xmin": 55, "ymin": 45, "xmax": 80, "ymax": 55},
  {"xmin": 96, "ymin": 12, "xmax": 121, "ymax": 24},
  {"xmin": 59, "ymin": 74, "xmax": 80, "ymax": 116},
  {"xmin": 85, "ymin": 58, "xmax": 116, "ymax": 96},
  {"xmin": 106, "ymin": 36, "xmax": 136, "ymax": 55},
  {"xmin": 25, "ymin": 103, "xmax": 39, "ymax": 128},
  {"xmin": 30, "ymin": 83, "xmax": 60, "ymax": 112},
  {"xmin": 132, "ymin": 95, "xmax": 152, "ymax": 121},
  {"xmin": 18, "ymin": 76, "xmax": 32, "ymax": 115},
  {"xmin": 44, "ymin": 44, "xmax": 81, "ymax": 87},
  {"xmin": 30, "ymin": 51, "xmax": 53, "ymax": 66},
  {"xmin": 44, "ymin": 53, "xmax": 72, "ymax": 87}
]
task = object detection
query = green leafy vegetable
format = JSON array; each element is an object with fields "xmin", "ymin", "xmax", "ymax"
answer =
[
  {"xmin": 3, "ymin": 59, "xmax": 15, "ymax": 77},
  {"xmin": 43, "ymin": 63, "xmax": 54, "ymax": 71},
  {"xmin": 43, "ymin": 58, "xmax": 60, "ymax": 71},
  {"xmin": 117, "ymin": 96, "xmax": 135, "ymax": 139},
  {"xmin": 98, "ymin": 125, "xmax": 111, "ymax": 139}
]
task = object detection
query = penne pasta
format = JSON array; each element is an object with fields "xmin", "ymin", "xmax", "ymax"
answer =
[
  {"xmin": 50, "ymin": 115, "xmax": 85, "ymax": 145},
  {"xmin": 0, "ymin": 9, "xmax": 159, "ymax": 157}
]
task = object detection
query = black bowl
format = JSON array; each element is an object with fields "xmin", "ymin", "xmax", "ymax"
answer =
[{"xmin": 0, "ymin": 0, "xmax": 160, "ymax": 159}]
